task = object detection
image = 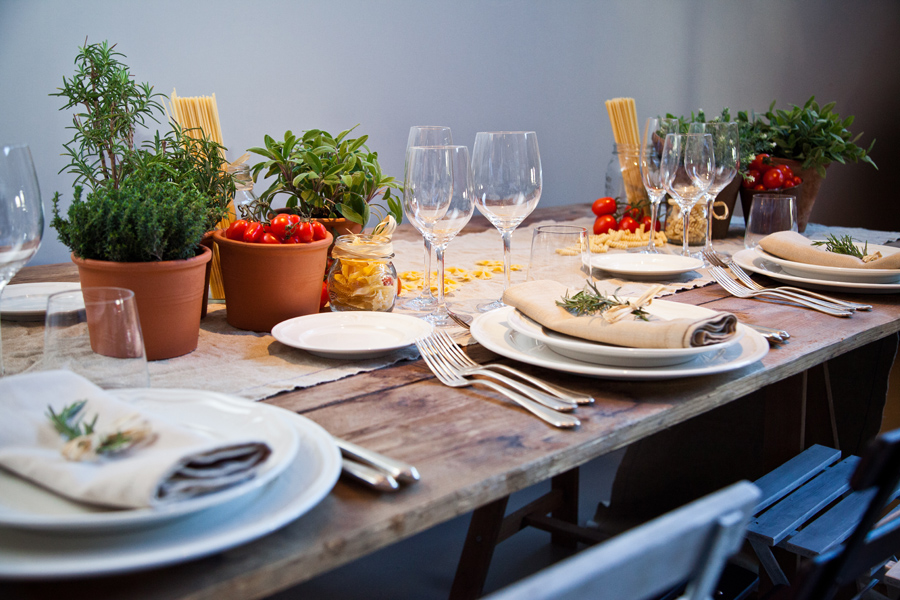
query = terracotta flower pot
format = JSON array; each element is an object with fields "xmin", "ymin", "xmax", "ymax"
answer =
[
  {"xmin": 73, "ymin": 245, "xmax": 212, "ymax": 361},
  {"xmin": 213, "ymin": 229, "xmax": 333, "ymax": 332},
  {"xmin": 770, "ymin": 158, "xmax": 827, "ymax": 233}
]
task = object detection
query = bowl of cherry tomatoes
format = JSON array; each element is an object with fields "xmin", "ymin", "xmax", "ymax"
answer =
[
  {"xmin": 738, "ymin": 153, "xmax": 803, "ymax": 222},
  {"xmin": 591, "ymin": 196, "xmax": 661, "ymax": 236}
]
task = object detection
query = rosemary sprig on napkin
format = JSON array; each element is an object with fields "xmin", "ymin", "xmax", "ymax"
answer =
[
  {"xmin": 811, "ymin": 234, "xmax": 867, "ymax": 259},
  {"xmin": 556, "ymin": 281, "xmax": 653, "ymax": 321},
  {"xmin": 47, "ymin": 401, "xmax": 153, "ymax": 461}
]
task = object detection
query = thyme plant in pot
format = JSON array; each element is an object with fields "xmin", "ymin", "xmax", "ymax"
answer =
[{"xmin": 50, "ymin": 40, "xmax": 233, "ymax": 360}]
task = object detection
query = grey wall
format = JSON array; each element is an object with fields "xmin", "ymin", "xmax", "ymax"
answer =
[{"xmin": 2, "ymin": 0, "xmax": 898, "ymax": 266}]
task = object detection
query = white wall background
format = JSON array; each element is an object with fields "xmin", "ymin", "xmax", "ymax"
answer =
[{"xmin": 2, "ymin": 0, "xmax": 898, "ymax": 266}]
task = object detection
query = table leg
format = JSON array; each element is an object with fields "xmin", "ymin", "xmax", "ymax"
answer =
[{"xmin": 450, "ymin": 495, "xmax": 509, "ymax": 600}]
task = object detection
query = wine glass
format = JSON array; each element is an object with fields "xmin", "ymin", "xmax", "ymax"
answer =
[
  {"xmin": 401, "ymin": 126, "xmax": 453, "ymax": 311},
  {"xmin": 419, "ymin": 146, "xmax": 475, "ymax": 327},
  {"xmin": 689, "ymin": 122, "xmax": 739, "ymax": 260},
  {"xmin": 638, "ymin": 117, "xmax": 679, "ymax": 253},
  {"xmin": 660, "ymin": 133, "xmax": 714, "ymax": 257},
  {"xmin": 0, "ymin": 144, "xmax": 44, "ymax": 376},
  {"xmin": 471, "ymin": 131, "xmax": 541, "ymax": 312}
]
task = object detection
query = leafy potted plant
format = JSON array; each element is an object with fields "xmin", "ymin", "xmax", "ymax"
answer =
[
  {"xmin": 246, "ymin": 127, "xmax": 403, "ymax": 240},
  {"xmin": 49, "ymin": 40, "xmax": 233, "ymax": 360}
]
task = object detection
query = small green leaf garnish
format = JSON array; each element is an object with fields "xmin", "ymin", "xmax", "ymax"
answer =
[
  {"xmin": 556, "ymin": 281, "xmax": 650, "ymax": 321},
  {"xmin": 811, "ymin": 234, "xmax": 867, "ymax": 259}
]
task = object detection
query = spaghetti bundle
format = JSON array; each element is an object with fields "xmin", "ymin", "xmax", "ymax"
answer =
[
  {"xmin": 167, "ymin": 90, "xmax": 231, "ymax": 300},
  {"xmin": 604, "ymin": 97, "xmax": 647, "ymax": 208}
]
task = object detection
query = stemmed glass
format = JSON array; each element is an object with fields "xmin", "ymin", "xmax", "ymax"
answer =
[
  {"xmin": 660, "ymin": 133, "xmax": 714, "ymax": 257},
  {"xmin": 638, "ymin": 117, "xmax": 679, "ymax": 253},
  {"xmin": 417, "ymin": 146, "xmax": 475, "ymax": 326},
  {"xmin": 401, "ymin": 126, "xmax": 453, "ymax": 311},
  {"xmin": 471, "ymin": 131, "xmax": 541, "ymax": 312},
  {"xmin": 0, "ymin": 144, "xmax": 44, "ymax": 375},
  {"xmin": 689, "ymin": 122, "xmax": 739, "ymax": 260}
]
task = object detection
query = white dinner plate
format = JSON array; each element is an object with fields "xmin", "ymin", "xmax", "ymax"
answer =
[
  {"xmin": 590, "ymin": 253, "xmax": 703, "ymax": 278},
  {"xmin": 0, "ymin": 389, "xmax": 300, "ymax": 533},
  {"xmin": 0, "ymin": 408, "xmax": 341, "ymax": 579},
  {"xmin": 272, "ymin": 311, "xmax": 433, "ymax": 359},
  {"xmin": 733, "ymin": 249, "xmax": 900, "ymax": 295},
  {"xmin": 471, "ymin": 306, "xmax": 767, "ymax": 380},
  {"xmin": 755, "ymin": 245, "xmax": 900, "ymax": 284},
  {"xmin": 0, "ymin": 282, "xmax": 81, "ymax": 321},
  {"xmin": 506, "ymin": 304, "xmax": 744, "ymax": 367}
]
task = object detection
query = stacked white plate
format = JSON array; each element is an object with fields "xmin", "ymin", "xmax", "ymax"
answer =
[
  {"xmin": 470, "ymin": 303, "xmax": 768, "ymax": 380},
  {"xmin": 0, "ymin": 389, "xmax": 342, "ymax": 579}
]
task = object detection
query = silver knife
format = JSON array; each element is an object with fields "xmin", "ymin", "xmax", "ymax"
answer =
[
  {"xmin": 334, "ymin": 437, "xmax": 420, "ymax": 484},
  {"xmin": 341, "ymin": 459, "xmax": 399, "ymax": 492}
]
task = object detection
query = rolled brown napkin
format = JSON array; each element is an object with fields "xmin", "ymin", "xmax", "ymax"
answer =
[
  {"xmin": 759, "ymin": 231, "xmax": 900, "ymax": 270},
  {"xmin": 0, "ymin": 370, "xmax": 272, "ymax": 509},
  {"xmin": 502, "ymin": 280, "xmax": 738, "ymax": 349}
]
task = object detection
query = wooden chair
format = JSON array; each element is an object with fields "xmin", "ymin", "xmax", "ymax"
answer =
[
  {"xmin": 759, "ymin": 428, "xmax": 900, "ymax": 600},
  {"xmin": 480, "ymin": 481, "xmax": 760, "ymax": 600}
]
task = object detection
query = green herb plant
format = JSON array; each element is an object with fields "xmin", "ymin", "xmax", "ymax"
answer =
[
  {"xmin": 556, "ymin": 281, "xmax": 650, "ymax": 321},
  {"xmin": 247, "ymin": 126, "xmax": 403, "ymax": 227}
]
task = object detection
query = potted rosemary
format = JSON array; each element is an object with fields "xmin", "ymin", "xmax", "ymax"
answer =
[{"xmin": 49, "ymin": 40, "xmax": 234, "ymax": 360}]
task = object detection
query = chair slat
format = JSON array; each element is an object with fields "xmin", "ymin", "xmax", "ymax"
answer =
[
  {"xmin": 748, "ymin": 456, "xmax": 859, "ymax": 546},
  {"xmin": 782, "ymin": 489, "xmax": 876, "ymax": 558},
  {"xmin": 753, "ymin": 445, "xmax": 842, "ymax": 513}
]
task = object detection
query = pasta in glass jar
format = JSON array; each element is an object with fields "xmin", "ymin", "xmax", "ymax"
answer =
[{"xmin": 327, "ymin": 234, "xmax": 397, "ymax": 312}]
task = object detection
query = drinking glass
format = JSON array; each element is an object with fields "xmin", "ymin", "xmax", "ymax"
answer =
[
  {"xmin": 43, "ymin": 287, "xmax": 150, "ymax": 389},
  {"xmin": 401, "ymin": 126, "xmax": 453, "ymax": 311},
  {"xmin": 472, "ymin": 131, "xmax": 542, "ymax": 311},
  {"xmin": 638, "ymin": 118, "xmax": 679, "ymax": 253},
  {"xmin": 419, "ymin": 146, "xmax": 475, "ymax": 327},
  {"xmin": 744, "ymin": 194, "xmax": 798, "ymax": 249},
  {"xmin": 526, "ymin": 225, "xmax": 590, "ymax": 291},
  {"xmin": 0, "ymin": 144, "xmax": 44, "ymax": 376},
  {"xmin": 660, "ymin": 133, "xmax": 714, "ymax": 258},
  {"xmin": 689, "ymin": 122, "xmax": 739, "ymax": 260}
]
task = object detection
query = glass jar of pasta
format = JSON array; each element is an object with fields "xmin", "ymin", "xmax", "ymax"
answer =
[{"xmin": 327, "ymin": 234, "xmax": 397, "ymax": 312}]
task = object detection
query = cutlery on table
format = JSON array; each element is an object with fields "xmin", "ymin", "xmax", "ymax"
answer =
[
  {"xmin": 709, "ymin": 266, "xmax": 853, "ymax": 318},
  {"xmin": 703, "ymin": 250, "xmax": 872, "ymax": 312},
  {"xmin": 446, "ymin": 311, "xmax": 594, "ymax": 405},
  {"xmin": 334, "ymin": 437, "xmax": 420, "ymax": 484},
  {"xmin": 415, "ymin": 335, "xmax": 581, "ymax": 429},
  {"xmin": 340, "ymin": 459, "xmax": 400, "ymax": 492}
]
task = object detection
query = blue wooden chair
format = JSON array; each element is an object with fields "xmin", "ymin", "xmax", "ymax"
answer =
[{"xmin": 481, "ymin": 481, "xmax": 760, "ymax": 600}]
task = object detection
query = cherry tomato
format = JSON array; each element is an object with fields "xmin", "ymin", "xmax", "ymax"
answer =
[
  {"xmin": 618, "ymin": 215, "xmax": 639, "ymax": 233},
  {"xmin": 397, "ymin": 276, "xmax": 402, "ymax": 296},
  {"xmin": 243, "ymin": 222, "xmax": 263, "ymax": 243},
  {"xmin": 591, "ymin": 197, "xmax": 617, "ymax": 216},
  {"xmin": 294, "ymin": 222, "xmax": 313, "ymax": 243},
  {"xmin": 311, "ymin": 221, "xmax": 328, "ymax": 241},
  {"xmin": 792, "ymin": 176, "xmax": 803, "ymax": 187},
  {"xmin": 776, "ymin": 164, "xmax": 794, "ymax": 180},
  {"xmin": 762, "ymin": 169, "xmax": 785, "ymax": 190},
  {"xmin": 640, "ymin": 216, "xmax": 660, "ymax": 232},
  {"xmin": 226, "ymin": 219, "xmax": 249, "ymax": 240},
  {"xmin": 269, "ymin": 214, "xmax": 292, "ymax": 241},
  {"xmin": 750, "ymin": 153, "xmax": 772, "ymax": 173},
  {"xmin": 260, "ymin": 232, "xmax": 281, "ymax": 245},
  {"xmin": 319, "ymin": 281, "xmax": 329, "ymax": 311},
  {"xmin": 753, "ymin": 184, "xmax": 766, "ymax": 191},
  {"xmin": 742, "ymin": 169, "xmax": 761, "ymax": 189},
  {"xmin": 593, "ymin": 214, "xmax": 617, "ymax": 235}
]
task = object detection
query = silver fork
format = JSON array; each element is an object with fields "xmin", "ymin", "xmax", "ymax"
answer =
[
  {"xmin": 428, "ymin": 330, "xmax": 577, "ymax": 411},
  {"xmin": 709, "ymin": 266, "xmax": 853, "ymax": 318},
  {"xmin": 704, "ymin": 250, "xmax": 871, "ymax": 312},
  {"xmin": 415, "ymin": 335, "xmax": 580, "ymax": 429},
  {"xmin": 435, "ymin": 324, "xmax": 594, "ymax": 405}
]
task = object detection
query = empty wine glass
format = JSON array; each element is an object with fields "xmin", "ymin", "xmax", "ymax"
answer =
[
  {"xmin": 401, "ymin": 126, "xmax": 453, "ymax": 311},
  {"xmin": 0, "ymin": 144, "xmax": 44, "ymax": 375},
  {"xmin": 471, "ymin": 131, "xmax": 541, "ymax": 312},
  {"xmin": 660, "ymin": 133, "xmax": 714, "ymax": 257},
  {"xmin": 638, "ymin": 117, "xmax": 679, "ymax": 254},
  {"xmin": 419, "ymin": 146, "xmax": 475, "ymax": 327},
  {"xmin": 689, "ymin": 122, "xmax": 739, "ymax": 260}
]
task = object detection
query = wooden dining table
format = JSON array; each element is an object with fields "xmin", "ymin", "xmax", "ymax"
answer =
[{"xmin": 3, "ymin": 204, "xmax": 900, "ymax": 600}]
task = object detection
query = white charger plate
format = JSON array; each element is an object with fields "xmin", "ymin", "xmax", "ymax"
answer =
[
  {"xmin": 734, "ymin": 249, "xmax": 900, "ymax": 294},
  {"xmin": 0, "ymin": 282, "xmax": 81, "ymax": 321},
  {"xmin": 590, "ymin": 253, "xmax": 703, "ymax": 278},
  {"xmin": 471, "ymin": 306, "xmax": 767, "ymax": 380},
  {"xmin": 0, "ymin": 407, "xmax": 341, "ymax": 579},
  {"xmin": 272, "ymin": 311, "xmax": 433, "ymax": 359},
  {"xmin": 755, "ymin": 244, "xmax": 900, "ymax": 284},
  {"xmin": 0, "ymin": 389, "xmax": 300, "ymax": 532},
  {"xmin": 506, "ymin": 303, "xmax": 744, "ymax": 367}
]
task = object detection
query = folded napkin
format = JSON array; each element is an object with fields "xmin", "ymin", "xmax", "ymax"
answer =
[
  {"xmin": 502, "ymin": 280, "xmax": 738, "ymax": 349},
  {"xmin": 0, "ymin": 371, "xmax": 272, "ymax": 509},
  {"xmin": 759, "ymin": 231, "xmax": 900, "ymax": 270}
]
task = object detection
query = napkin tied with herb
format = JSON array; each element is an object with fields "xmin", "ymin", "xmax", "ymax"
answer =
[
  {"xmin": 502, "ymin": 280, "xmax": 737, "ymax": 349},
  {"xmin": 0, "ymin": 371, "xmax": 272, "ymax": 509},
  {"xmin": 759, "ymin": 231, "xmax": 900, "ymax": 270}
]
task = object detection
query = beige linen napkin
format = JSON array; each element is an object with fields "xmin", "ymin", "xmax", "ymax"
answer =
[
  {"xmin": 502, "ymin": 280, "xmax": 737, "ymax": 349},
  {"xmin": 0, "ymin": 370, "xmax": 272, "ymax": 509},
  {"xmin": 759, "ymin": 231, "xmax": 900, "ymax": 270}
]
